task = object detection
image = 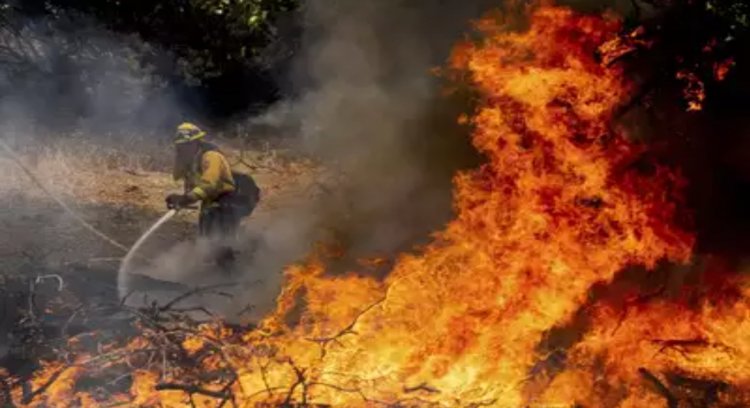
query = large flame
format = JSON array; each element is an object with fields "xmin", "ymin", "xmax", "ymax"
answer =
[{"xmin": 16, "ymin": 4, "xmax": 739, "ymax": 407}]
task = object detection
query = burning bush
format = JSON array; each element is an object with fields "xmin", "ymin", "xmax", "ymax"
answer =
[{"xmin": 6, "ymin": 2, "xmax": 750, "ymax": 408}]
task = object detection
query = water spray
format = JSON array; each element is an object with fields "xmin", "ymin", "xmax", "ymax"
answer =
[{"xmin": 118, "ymin": 209, "xmax": 176, "ymax": 276}]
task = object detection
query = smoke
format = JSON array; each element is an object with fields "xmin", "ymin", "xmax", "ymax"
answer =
[
  {"xmin": 4, "ymin": 0, "xmax": 655, "ymax": 324},
  {"xmin": 0, "ymin": 8, "xmax": 200, "ymax": 281},
  {"xmin": 209, "ymin": 0, "xmax": 677, "ymax": 322},
  {"xmin": 184, "ymin": 0, "xmax": 651, "ymax": 321},
  {"xmin": 122, "ymin": 0, "xmax": 508, "ymax": 321},
  {"xmin": 251, "ymin": 0, "xmax": 502, "ymax": 263},
  {"xmin": 259, "ymin": 0, "xmax": 649, "ymax": 267},
  {"xmin": 0, "ymin": 10, "xmax": 185, "ymax": 149}
]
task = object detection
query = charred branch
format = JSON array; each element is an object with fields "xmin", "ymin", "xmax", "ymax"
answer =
[
  {"xmin": 21, "ymin": 367, "xmax": 66, "ymax": 405},
  {"xmin": 158, "ymin": 283, "xmax": 236, "ymax": 313},
  {"xmin": 155, "ymin": 383, "xmax": 231, "ymax": 400},
  {"xmin": 639, "ymin": 368, "xmax": 678, "ymax": 408},
  {"xmin": 651, "ymin": 337, "xmax": 736, "ymax": 360},
  {"xmin": 306, "ymin": 297, "xmax": 385, "ymax": 357},
  {"xmin": 284, "ymin": 359, "xmax": 309, "ymax": 406},
  {"xmin": 216, "ymin": 375, "xmax": 239, "ymax": 408},
  {"xmin": 403, "ymin": 383, "xmax": 440, "ymax": 394}
]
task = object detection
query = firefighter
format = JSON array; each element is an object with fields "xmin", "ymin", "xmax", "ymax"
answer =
[{"xmin": 166, "ymin": 122, "xmax": 240, "ymax": 239}]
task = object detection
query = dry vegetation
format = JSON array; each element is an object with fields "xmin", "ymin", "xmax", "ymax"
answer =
[
  {"xmin": 0, "ymin": 135, "xmax": 328, "ymax": 382},
  {"xmin": 0, "ymin": 137, "xmax": 324, "ymax": 262}
]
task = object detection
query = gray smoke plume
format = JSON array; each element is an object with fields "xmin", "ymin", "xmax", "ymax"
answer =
[
  {"xmin": 8, "ymin": 1, "xmax": 645, "ymax": 324},
  {"xmin": 123, "ymin": 0, "xmax": 503, "ymax": 321},
  {"xmin": 0, "ymin": 10, "xmax": 185, "ymax": 151},
  {"xmin": 205, "ymin": 0, "xmax": 651, "ymax": 323},
  {"xmin": 249, "ymin": 0, "xmax": 501, "ymax": 262},
  {"xmin": 168, "ymin": 0, "xmax": 512, "ymax": 321}
]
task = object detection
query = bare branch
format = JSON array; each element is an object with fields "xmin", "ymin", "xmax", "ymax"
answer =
[
  {"xmin": 159, "ymin": 283, "xmax": 236, "ymax": 312},
  {"xmin": 22, "ymin": 367, "xmax": 66, "ymax": 404},
  {"xmin": 155, "ymin": 383, "xmax": 231, "ymax": 400},
  {"xmin": 404, "ymin": 383, "xmax": 440, "ymax": 394},
  {"xmin": 638, "ymin": 368, "xmax": 678, "ymax": 408},
  {"xmin": 306, "ymin": 297, "xmax": 386, "ymax": 357}
]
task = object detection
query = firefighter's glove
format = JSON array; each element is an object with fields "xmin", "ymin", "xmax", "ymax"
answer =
[{"xmin": 166, "ymin": 193, "xmax": 193, "ymax": 209}]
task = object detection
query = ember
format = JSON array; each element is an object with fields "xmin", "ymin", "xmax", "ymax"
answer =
[{"xmin": 11, "ymin": 3, "xmax": 750, "ymax": 408}]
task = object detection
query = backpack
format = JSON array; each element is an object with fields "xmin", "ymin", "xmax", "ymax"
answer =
[{"xmin": 230, "ymin": 171, "xmax": 261, "ymax": 218}]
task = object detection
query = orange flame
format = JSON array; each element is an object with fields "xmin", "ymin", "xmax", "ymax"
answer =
[
  {"xmin": 233, "ymin": 5, "xmax": 692, "ymax": 406},
  {"xmin": 543, "ymin": 264, "xmax": 750, "ymax": 406},
  {"xmin": 714, "ymin": 58, "xmax": 735, "ymax": 82},
  {"xmin": 677, "ymin": 70, "xmax": 706, "ymax": 112},
  {"xmin": 14, "ymin": 4, "xmax": 712, "ymax": 407}
]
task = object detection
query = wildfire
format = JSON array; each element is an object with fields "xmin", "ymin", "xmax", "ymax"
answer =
[
  {"xmin": 541, "ymin": 262, "xmax": 750, "ymax": 407},
  {"xmin": 15, "ymin": 3, "xmax": 750, "ymax": 408}
]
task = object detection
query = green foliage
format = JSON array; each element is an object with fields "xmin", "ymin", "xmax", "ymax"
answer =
[
  {"xmin": 707, "ymin": 0, "xmax": 749, "ymax": 29},
  {"xmin": 3, "ymin": 0, "xmax": 300, "ymax": 84}
]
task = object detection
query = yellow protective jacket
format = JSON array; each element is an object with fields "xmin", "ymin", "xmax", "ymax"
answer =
[{"xmin": 184, "ymin": 149, "xmax": 235, "ymax": 207}]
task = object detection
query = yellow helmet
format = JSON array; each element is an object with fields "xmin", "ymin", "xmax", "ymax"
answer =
[{"xmin": 174, "ymin": 122, "xmax": 206, "ymax": 144}]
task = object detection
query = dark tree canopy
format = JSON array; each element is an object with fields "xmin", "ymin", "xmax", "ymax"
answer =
[
  {"xmin": 0, "ymin": 0, "xmax": 747, "ymax": 124},
  {"xmin": 6, "ymin": 0, "xmax": 299, "ymax": 79},
  {"xmin": 0, "ymin": 0, "xmax": 301, "ymax": 121}
]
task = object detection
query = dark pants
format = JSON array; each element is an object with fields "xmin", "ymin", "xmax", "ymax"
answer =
[{"xmin": 198, "ymin": 198, "xmax": 240, "ymax": 238}]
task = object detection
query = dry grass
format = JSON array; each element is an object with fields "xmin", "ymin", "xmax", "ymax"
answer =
[
  {"xmin": 0, "ymin": 136, "xmax": 328, "ymax": 277},
  {"xmin": 0, "ymin": 138, "xmax": 324, "ymax": 215}
]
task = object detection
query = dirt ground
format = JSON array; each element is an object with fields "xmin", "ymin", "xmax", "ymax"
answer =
[
  {"xmin": 0, "ymin": 138, "xmax": 324, "ymax": 365},
  {"xmin": 0, "ymin": 139, "xmax": 322, "ymax": 260}
]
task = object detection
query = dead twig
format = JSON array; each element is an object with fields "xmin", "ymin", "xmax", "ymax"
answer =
[
  {"xmin": 61, "ymin": 307, "xmax": 83, "ymax": 337},
  {"xmin": 155, "ymin": 383, "xmax": 231, "ymax": 400},
  {"xmin": 22, "ymin": 367, "xmax": 66, "ymax": 404},
  {"xmin": 284, "ymin": 359, "xmax": 309, "ymax": 406},
  {"xmin": 259, "ymin": 360, "xmax": 275, "ymax": 398},
  {"xmin": 159, "ymin": 283, "xmax": 236, "ymax": 312},
  {"xmin": 465, "ymin": 400, "xmax": 498, "ymax": 408},
  {"xmin": 638, "ymin": 368, "xmax": 677, "ymax": 408},
  {"xmin": 216, "ymin": 374, "xmax": 238, "ymax": 408},
  {"xmin": 404, "ymin": 383, "xmax": 440, "ymax": 394},
  {"xmin": 306, "ymin": 297, "xmax": 386, "ymax": 357}
]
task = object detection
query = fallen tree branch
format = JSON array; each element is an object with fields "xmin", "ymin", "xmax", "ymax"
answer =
[
  {"xmin": 22, "ymin": 367, "xmax": 66, "ymax": 404},
  {"xmin": 638, "ymin": 368, "xmax": 677, "ymax": 408}
]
